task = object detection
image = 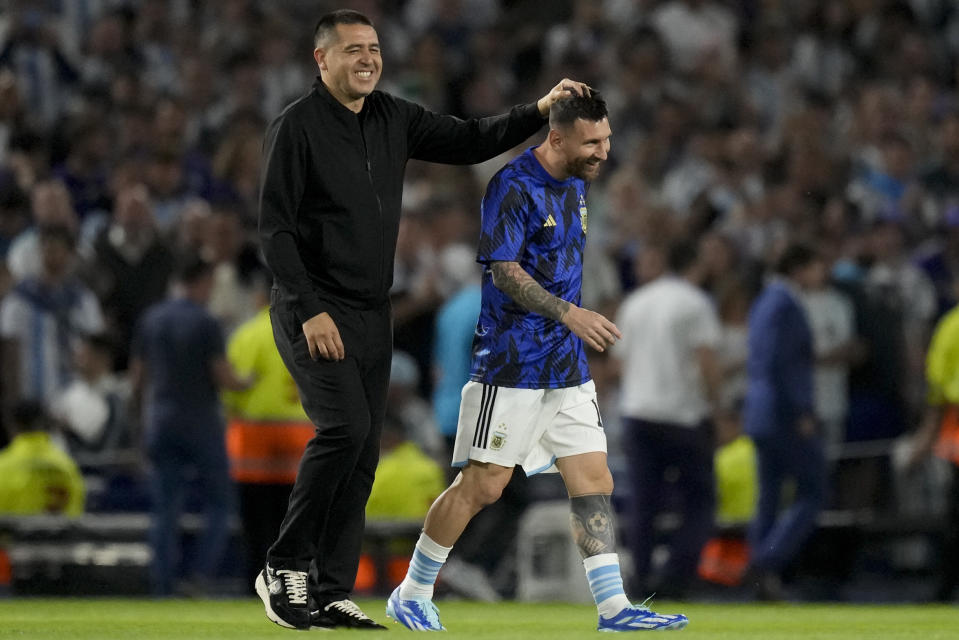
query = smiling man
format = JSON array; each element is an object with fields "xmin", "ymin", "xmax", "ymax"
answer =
[
  {"xmin": 256, "ymin": 8, "xmax": 592, "ymax": 632},
  {"xmin": 386, "ymin": 93, "xmax": 689, "ymax": 632}
]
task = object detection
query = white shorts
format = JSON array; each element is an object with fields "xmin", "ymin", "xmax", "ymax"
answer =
[{"xmin": 451, "ymin": 380, "xmax": 607, "ymax": 475}]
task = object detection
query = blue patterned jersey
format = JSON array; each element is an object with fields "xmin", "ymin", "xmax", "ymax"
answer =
[{"xmin": 469, "ymin": 147, "xmax": 591, "ymax": 389}]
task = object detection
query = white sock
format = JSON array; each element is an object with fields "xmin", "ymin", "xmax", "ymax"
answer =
[
  {"xmin": 584, "ymin": 553, "xmax": 632, "ymax": 618},
  {"xmin": 399, "ymin": 532, "xmax": 452, "ymax": 600}
]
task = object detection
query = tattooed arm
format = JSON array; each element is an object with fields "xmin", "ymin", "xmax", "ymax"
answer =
[
  {"xmin": 489, "ymin": 261, "xmax": 622, "ymax": 352},
  {"xmin": 490, "ymin": 261, "xmax": 570, "ymax": 321}
]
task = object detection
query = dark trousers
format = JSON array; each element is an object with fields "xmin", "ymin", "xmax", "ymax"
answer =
[
  {"xmin": 623, "ymin": 417, "xmax": 715, "ymax": 593},
  {"xmin": 147, "ymin": 423, "xmax": 233, "ymax": 596},
  {"xmin": 239, "ymin": 483, "xmax": 293, "ymax": 593},
  {"xmin": 268, "ymin": 294, "xmax": 391, "ymax": 604},
  {"xmin": 938, "ymin": 463, "xmax": 959, "ymax": 601},
  {"xmin": 748, "ymin": 433, "xmax": 826, "ymax": 573}
]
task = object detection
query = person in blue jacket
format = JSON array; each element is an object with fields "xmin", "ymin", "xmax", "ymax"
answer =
[{"xmin": 743, "ymin": 242, "xmax": 827, "ymax": 600}]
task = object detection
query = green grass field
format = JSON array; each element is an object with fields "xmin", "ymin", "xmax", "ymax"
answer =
[{"xmin": 0, "ymin": 598, "xmax": 956, "ymax": 639}]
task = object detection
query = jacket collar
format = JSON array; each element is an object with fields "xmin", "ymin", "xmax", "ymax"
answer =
[{"xmin": 312, "ymin": 76, "xmax": 370, "ymax": 116}]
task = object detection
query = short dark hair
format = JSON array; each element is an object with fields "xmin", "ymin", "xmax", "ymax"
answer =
[
  {"xmin": 549, "ymin": 91, "xmax": 608, "ymax": 130},
  {"xmin": 775, "ymin": 242, "xmax": 819, "ymax": 276},
  {"xmin": 173, "ymin": 251, "xmax": 214, "ymax": 285},
  {"xmin": 313, "ymin": 9, "xmax": 374, "ymax": 48}
]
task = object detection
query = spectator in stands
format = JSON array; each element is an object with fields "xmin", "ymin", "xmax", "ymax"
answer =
[
  {"xmin": 921, "ymin": 112, "xmax": 959, "ymax": 225},
  {"xmin": 0, "ymin": 400, "xmax": 84, "ymax": 516},
  {"xmin": 801, "ymin": 257, "xmax": 859, "ymax": 452},
  {"xmin": 52, "ymin": 332, "xmax": 132, "ymax": 465},
  {"xmin": 222, "ymin": 270, "xmax": 314, "ymax": 594},
  {"xmin": 51, "ymin": 332, "xmax": 140, "ymax": 510},
  {"xmin": 51, "ymin": 118, "xmax": 113, "ymax": 223},
  {"xmin": 210, "ymin": 111, "xmax": 265, "ymax": 224},
  {"xmin": 847, "ymin": 132, "xmax": 924, "ymax": 226},
  {"xmin": 80, "ymin": 182, "xmax": 174, "ymax": 369},
  {"xmin": 860, "ymin": 218, "xmax": 936, "ymax": 435},
  {"xmin": 145, "ymin": 148, "xmax": 197, "ymax": 235},
  {"xmin": 130, "ymin": 252, "xmax": 251, "ymax": 596},
  {"xmin": 202, "ymin": 202, "xmax": 260, "ymax": 335},
  {"xmin": 744, "ymin": 243, "xmax": 827, "ymax": 600},
  {"xmin": 916, "ymin": 205, "xmax": 959, "ymax": 318},
  {"xmin": 0, "ymin": 5, "xmax": 79, "ymax": 129},
  {"xmin": 6, "ymin": 179, "xmax": 79, "ymax": 282},
  {"xmin": 0, "ymin": 224, "xmax": 104, "ymax": 414},
  {"xmin": 614, "ymin": 242, "xmax": 725, "ymax": 598}
]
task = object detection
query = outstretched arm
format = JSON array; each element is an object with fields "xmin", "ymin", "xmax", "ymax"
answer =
[
  {"xmin": 489, "ymin": 261, "xmax": 621, "ymax": 352},
  {"xmin": 406, "ymin": 78, "xmax": 592, "ymax": 164}
]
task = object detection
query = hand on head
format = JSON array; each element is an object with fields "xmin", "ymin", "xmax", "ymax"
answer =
[{"xmin": 538, "ymin": 78, "xmax": 593, "ymax": 116}]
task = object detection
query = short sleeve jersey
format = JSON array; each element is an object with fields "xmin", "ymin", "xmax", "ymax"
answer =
[
  {"xmin": 132, "ymin": 298, "xmax": 225, "ymax": 424},
  {"xmin": 470, "ymin": 147, "xmax": 591, "ymax": 389}
]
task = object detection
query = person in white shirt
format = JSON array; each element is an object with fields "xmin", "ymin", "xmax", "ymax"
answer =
[
  {"xmin": 614, "ymin": 241, "xmax": 724, "ymax": 597},
  {"xmin": 1, "ymin": 224, "xmax": 104, "ymax": 411},
  {"xmin": 801, "ymin": 271, "xmax": 859, "ymax": 453}
]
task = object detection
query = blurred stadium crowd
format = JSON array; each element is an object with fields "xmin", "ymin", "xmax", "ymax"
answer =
[{"xmin": 2, "ymin": 0, "xmax": 959, "ymax": 601}]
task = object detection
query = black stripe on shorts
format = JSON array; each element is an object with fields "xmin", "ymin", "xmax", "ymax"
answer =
[
  {"xmin": 591, "ymin": 399, "xmax": 603, "ymax": 427},
  {"xmin": 473, "ymin": 384, "xmax": 497, "ymax": 449}
]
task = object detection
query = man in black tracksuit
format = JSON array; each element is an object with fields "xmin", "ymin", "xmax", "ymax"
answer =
[{"xmin": 255, "ymin": 9, "xmax": 591, "ymax": 630}]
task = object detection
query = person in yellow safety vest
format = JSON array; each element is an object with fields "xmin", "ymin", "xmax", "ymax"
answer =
[
  {"xmin": 222, "ymin": 272, "xmax": 314, "ymax": 593},
  {"xmin": 0, "ymin": 400, "xmax": 84, "ymax": 516},
  {"xmin": 909, "ymin": 291, "xmax": 959, "ymax": 602}
]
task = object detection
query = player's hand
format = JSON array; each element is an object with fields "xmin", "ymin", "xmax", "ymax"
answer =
[
  {"xmin": 562, "ymin": 305, "xmax": 622, "ymax": 352},
  {"xmin": 302, "ymin": 312, "xmax": 344, "ymax": 361},
  {"xmin": 537, "ymin": 78, "xmax": 593, "ymax": 116}
]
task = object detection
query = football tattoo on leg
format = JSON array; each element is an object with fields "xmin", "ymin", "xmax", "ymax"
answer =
[{"xmin": 570, "ymin": 494, "xmax": 616, "ymax": 558}]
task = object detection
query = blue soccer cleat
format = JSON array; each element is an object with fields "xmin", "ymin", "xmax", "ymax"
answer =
[
  {"xmin": 598, "ymin": 604, "xmax": 689, "ymax": 632},
  {"xmin": 386, "ymin": 586, "xmax": 446, "ymax": 631}
]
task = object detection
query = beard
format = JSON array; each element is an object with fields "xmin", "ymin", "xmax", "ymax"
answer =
[{"xmin": 565, "ymin": 156, "xmax": 602, "ymax": 181}]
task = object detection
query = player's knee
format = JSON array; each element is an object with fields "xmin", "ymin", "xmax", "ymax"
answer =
[
  {"xmin": 461, "ymin": 467, "xmax": 511, "ymax": 508},
  {"xmin": 464, "ymin": 476, "xmax": 502, "ymax": 507}
]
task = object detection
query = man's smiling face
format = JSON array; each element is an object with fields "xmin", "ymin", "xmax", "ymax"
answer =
[{"xmin": 316, "ymin": 23, "xmax": 382, "ymax": 106}]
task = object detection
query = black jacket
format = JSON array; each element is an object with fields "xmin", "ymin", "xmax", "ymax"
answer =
[{"xmin": 259, "ymin": 78, "xmax": 545, "ymax": 323}]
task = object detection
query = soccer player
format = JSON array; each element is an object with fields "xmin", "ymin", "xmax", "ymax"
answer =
[{"xmin": 387, "ymin": 92, "xmax": 688, "ymax": 632}]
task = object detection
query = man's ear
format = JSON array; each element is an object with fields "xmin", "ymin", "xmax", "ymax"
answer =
[
  {"xmin": 548, "ymin": 128, "xmax": 564, "ymax": 150},
  {"xmin": 313, "ymin": 47, "xmax": 326, "ymax": 71}
]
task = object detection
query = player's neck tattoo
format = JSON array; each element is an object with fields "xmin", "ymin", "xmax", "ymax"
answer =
[
  {"xmin": 569, "ymin": 494, "xmax": 615, "ymax": 558},
  {"xmin": 490, "ymin": 261, "xmax": 571, "ymax": 322}
]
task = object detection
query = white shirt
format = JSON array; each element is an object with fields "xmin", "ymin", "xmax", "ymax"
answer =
[
  {"xmin": 802, "ymin": 287, "xmax": 855, "ymax": 425},
  {"xmin": 651, "ymin": 1, "xmax": 738, "ymax": 74},
  {"xmin": 615, "ymin": 276, "xmax": 722, "ymax": 426},
  {"xmin": 0, "ymin": 280, "xmax": 105, "ymax": 406}
]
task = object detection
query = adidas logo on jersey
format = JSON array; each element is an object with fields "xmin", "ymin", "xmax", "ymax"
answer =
[{"xmin": 543, "ymin": 214, "xmax": 557, "ymax": 228}]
